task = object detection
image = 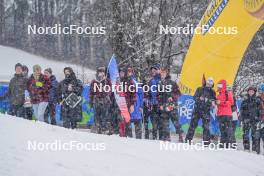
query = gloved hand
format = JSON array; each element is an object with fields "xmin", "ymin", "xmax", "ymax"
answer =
[
  {"xmin": 255, "ymin": 116, "xmax": 261, "ymax": 121},
  {"xmin": 68, "ymin": 84, "xmax": 73, "ymax": 91},
  {"xmin": 257, "ymin": 121, "xmax": 264, "ymax": 130},
  {"xmin": 35, "ymin": 81, "xmax": 43, "ymax": 88}
]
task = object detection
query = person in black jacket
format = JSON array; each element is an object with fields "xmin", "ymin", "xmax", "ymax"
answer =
[
  {"xmin": 240, "ymin": 87, "xmax": 262, "ymax": 152},
  {"xmin": 157, "ymin": 68, "xmax": 182, "ymax": 141},
  {"xmin": 0, "ymin": 63, "xmax": 28, "ymax": 117},
  {"xmin": 57, "ymin": 67, "xmax": 83, "ymax": 129},
  {"xmin": 185, "ymin": 77, "xmax": 216, "ymax": 145}
]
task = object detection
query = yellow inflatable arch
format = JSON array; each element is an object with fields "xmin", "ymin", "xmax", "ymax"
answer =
[{"xmin": 180, "ymin": 0, "xmax": 264, "ymax": 95}]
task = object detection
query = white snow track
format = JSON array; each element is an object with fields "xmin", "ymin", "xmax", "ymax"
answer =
[{"xmin": 0, "ymin": 114, "xmax": 263, "ymax": 176}]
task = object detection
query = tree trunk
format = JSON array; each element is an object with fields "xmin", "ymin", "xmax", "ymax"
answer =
[
  {"xmin": 112, "ymin": 0, "xmax": 124, "ymax": 63},
  {"xmin": 0, "ymin": 0, "xmax": 4, "ymax": 44}
]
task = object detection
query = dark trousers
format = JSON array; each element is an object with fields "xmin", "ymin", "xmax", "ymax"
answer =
[
  {"xmin": 8, "ymin": 104, "xmax": 24, "ymax": 117},
  {"xmin": 150, "ymin": 105, "xmax": 161, "ymax": 140},
  {"xmin": 23, "ymin": 107, "xmax": 33, "ymax": 120},
  {"xmin": 242, "ymin": 119, "xmax": 258, "ymax": 151},
  {"xmin": 255, "ymin": 127, "xmax": 264, "ymax": 154},
  {"xmin": 44, "ymin": 103, "xmax": 56, "ymax": 125},
  {"xmin": 186, "ymin": 111, "xmax": 211, "ymax": 144},
  {"xmin": 131, "ymin": 119, "xmax": 142, "ymax": 139},
  {"xmin": 160, "ymin": 112, "xmax": 171, "ymax": 141},
  {"xmin": 218, "ymin": 116, "xmax": 233, "ymax": 147},
  {"xmin": 94, "ymin": 102, "xmax": 111, "ymax": 134},
  {"xmin": 125, "ymin": 122, "xmax": 133, "ymax": 137},
  {"xmin": 62, "ymin": 105, "xmax": 79, "ymax": 129},
  {"xmin": 111, "ymin": 108, "xmax": 120, "ymax": 135},
  {"xmin": 231, "ymin": 120, "xmax": 237, "ymax": 144},
  {"xmin": 143, "ymin": 106, "xmax": 150, "ymax": 139},
  {"xmin": 170, "ymin": 110, "xmax": 183, "ymax": 135}
]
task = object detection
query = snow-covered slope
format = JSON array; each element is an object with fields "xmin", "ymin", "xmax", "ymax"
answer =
[
  {"xmin": 0, "ymin": 45, "xmax": 95, "ymax": 82},
  {"xmin": 0, "ymin": 114, "xmax": 263, "ymax": 176}
]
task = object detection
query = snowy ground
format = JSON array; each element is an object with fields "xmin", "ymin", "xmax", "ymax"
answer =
[
  {"xmin": 0, "ymin": 45, "xmax": 95, "ymax": 83},
  {"xmin": 0, "ymin": 114, "xmax": 263, "ymax": 176}
]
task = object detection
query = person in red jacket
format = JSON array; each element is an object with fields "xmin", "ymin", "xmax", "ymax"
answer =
[
  {"xmin": 216, "ymin": 80, "xmax": 234, "ymax": 148},
  {"xmin": 28, "ymin": 65, "xmax": 51, "ymax": 122}
]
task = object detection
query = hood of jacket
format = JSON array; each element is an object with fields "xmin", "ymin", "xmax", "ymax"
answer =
[{"xmin": 217, "ymin": 79, "xmax": 227, "ymax": 93}]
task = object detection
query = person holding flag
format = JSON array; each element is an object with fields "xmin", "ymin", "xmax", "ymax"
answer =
[{"xmin": 90, "ymin": 66, "xmax": 113, "ymax": 134}]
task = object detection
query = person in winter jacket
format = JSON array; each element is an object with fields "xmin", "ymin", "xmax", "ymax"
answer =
[
  {"xmin": 57, "ymin": 67, "xmax": 83, "ymax": 129},
  {"xmin": 90, "ymin": 67, "xmax": 112, "ymax": 134},
  {"xmin": 0, "ymin": 63, "xmax": 28, "ymax": 117},
  {"xmin": 143, "ymin": 75, "xmax": 151, "ymax": 139},
  {"xmin": 256, "ymin": 84, "xmax": 264, "ymax": 153},
  {"xmin": 157, "ymin": 68, "xmax": 183, "ymax": 141},
  {"xmin": 260, "ymin": 84, "xmax": 264, "ymax": 121},
  {"xmin": 44, "ymin": 68, "xmax": 58, "ymax": 125},
  {"xmin": 125, "ymin": 66, "xmax": 143, "ymax": 139},
  {"xmin": 22, "ymin": 65, "xmax": 29, "ymax": 78},
  {"xmin": 21, "ymin": 65, "xmax": 33, "ymax": 120},
  {"xmin": 240, "ymin": 87, "xmax": 262, "ymax": 153},
  {"xmin": 230, "ymin": 93, "xmax": 238, "ymax": 145},
  {"xmin": 216, "ymin": 80, "xmax": 234, "ymax": 148},
  {"xmin": 185, "ymin": 77, "xmax": 216, "ymax": 145},
  {"xmin": 226, "ymin": 85, "xmax": 238, "ymax": 146},
  {"xmin": 149, "ymin": 63, "xmax": 161, "ymax": 140},
  {"xmin": 28, "ymin": 65, "xmax": 51, "ymax": 122}
]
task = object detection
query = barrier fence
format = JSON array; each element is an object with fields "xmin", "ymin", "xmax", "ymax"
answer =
[{"xmin": 0, "ymin": 84, "xmax": 242, "ymax": 138}]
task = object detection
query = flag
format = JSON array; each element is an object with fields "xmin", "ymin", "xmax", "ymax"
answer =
[{"xmin": 107, "ymin": 55, "xmax": 131, "ymax": 123}]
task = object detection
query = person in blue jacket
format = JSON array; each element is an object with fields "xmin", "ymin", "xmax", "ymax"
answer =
[
  {"xmin": 124, "ymin": 66, "xmax": 144, "ymax": 139},
  {"xmin": 148, "ymin": 63, "xmax": 161, "ymax": 140}
]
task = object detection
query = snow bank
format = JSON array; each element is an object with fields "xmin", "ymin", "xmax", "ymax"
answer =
[
  {"xmin": 0, "ymin": 114, "xmax": 263, "ymax": 176},
  {"xmin": 0, "ymin": 45, "xmax": 95, "ymax": 82}
]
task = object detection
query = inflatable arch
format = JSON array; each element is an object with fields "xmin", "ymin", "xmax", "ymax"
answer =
[{"xmin": 180, "ymin": 0, "xmax": 264, "ymax": 95}]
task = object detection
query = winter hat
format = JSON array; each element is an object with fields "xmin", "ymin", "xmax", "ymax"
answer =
[
  {"xmin": 33, "ymin": 64, "xmax": 41, "ymax": 72},
  {"xmin": 206, "ymin": 77, "xmax": 214, "ymax": 86},
  {"xmin": 22, "ymin": 65, "xmax": 29, "ymax": 72},
  {"xmin": 15, "ymin": 63, "xmax": 23, "ymax": 70},
  {"xmin": 126, "ymin": 65, "xmax": 134, "ymax": 72},
  {"xmin": 119, "ymin": 67, "xmax": 125, "ymax": 73},
  {"xmin": 44, "ymin": 68, "xmax": 52, "ymax": 75},
  {"xmin": 259, "ymin": 83, "xmax": 264, "ymax": 92},
  {"xmin": 150, "ymin": 63, "xmax": 161, "ymax": 70},
  {"xmin": 96, "ymin": 67, "xmax": 106, "ymax": 73}
]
